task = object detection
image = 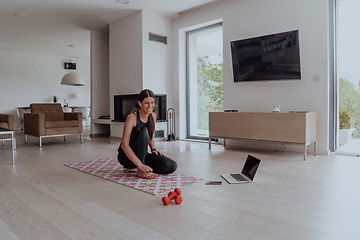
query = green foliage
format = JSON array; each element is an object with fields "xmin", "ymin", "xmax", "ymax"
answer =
[
  {"xmin": 196, "ymin": 55, "xmax": 224, "ymax": 131},
  {"xmin": 339, "ymin": 78, "xmax": 360, "ymax": 138},
  {"xmin": 339, "ymin": 110, "xmax": 350, "ymax": 129},
  {"xmin": 53, "ymin": 95, "xmax": 58, "ymax": 103},
  {"xmin": 197, "ymin": 55, "xmax": 223, "ymax": 112}
]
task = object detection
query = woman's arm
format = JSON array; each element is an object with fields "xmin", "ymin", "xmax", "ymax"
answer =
[
  {"xmin": 121, "ymin": 114, "xmax": 153, "ymax": 173},
  {"xmin": 148, "ymin": 112, "xmax": 165, "ymax": 156}
]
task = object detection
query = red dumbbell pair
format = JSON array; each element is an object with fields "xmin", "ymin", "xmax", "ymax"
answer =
[{"xmin": 162, "ymin": 188, "xmax": 183, "ymax": 205}]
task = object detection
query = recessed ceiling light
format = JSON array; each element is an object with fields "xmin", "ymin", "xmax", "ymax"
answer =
[
  {"xmin": 14, "ymin": 13, "xmax": 28, "ymax": 18},
  {"xmin": 116, "ymin": 0, "xmax": 130, "ymax": 5}
]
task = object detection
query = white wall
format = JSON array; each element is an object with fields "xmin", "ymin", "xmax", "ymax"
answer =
[
  {"xmin": 171, "ymin": 0, "xmax": 330, "ymax": 154},
  {"xmin": 109, "ymin": 11, "xmax": 143, "ymax": 97},
  {"xmin": 109, "ymin": 11, "xmax": 143, "ymax": 137},
  {"xmin": 142, "ymin": 11, "xmax": 172, "ymax": 139},
  {"xmin": 109, "ymin": 11, "xmax": 172, "ymax": 138},
  {"xmin": 0, "ymin": 48, "xmax": 90, "ymax": 127},
  {"xmin": 91, "ymin": 30, "xmax": 110, "ymax": 135},
  {"xmin": 142, "ymin": 10, "xmax": 172, "ymax": 97}
]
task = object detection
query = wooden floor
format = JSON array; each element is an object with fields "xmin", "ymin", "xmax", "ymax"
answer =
[{"xmin": 0, "ymin": 134, "xmax": 359, "ymax": 240}]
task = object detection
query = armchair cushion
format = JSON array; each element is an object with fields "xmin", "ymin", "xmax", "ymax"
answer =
[
  {"xmin": 30, "ymin": 103, "xmax": 65, "ymax": 121},
  {"xmin": 0, "ymin": 122, "xmax": 8, "ymax": 129},
  {"xmin": 64, "ymin": 112, "xmax": 82, "ymax": 133},
  {"xmin": 45, "ymin": 120, "xmax": 78, "ymax": 129}
]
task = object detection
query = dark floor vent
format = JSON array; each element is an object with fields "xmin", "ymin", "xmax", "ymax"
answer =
[{"xmin": 149, "ymin": 32, "xmax": 167, "ymax": 45}]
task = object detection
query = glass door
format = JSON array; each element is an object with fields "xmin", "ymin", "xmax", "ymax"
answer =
[
  {"xmin": 186, "ymin": 23, "xmax": 223, "ymax": 139},
  {"xmin": 336, "ymin": 0, "xmax": 360, "ymax": 155}
]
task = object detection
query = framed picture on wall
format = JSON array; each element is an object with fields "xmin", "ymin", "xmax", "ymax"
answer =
[{"xmin": 64, "ymin": 62, "xmax": 76, "ymax": 70}]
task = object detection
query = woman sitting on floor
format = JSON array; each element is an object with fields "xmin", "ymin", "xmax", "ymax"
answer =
[{"xmin": 117, "ymin": 89, "xmax": 177, "ymax": 179}]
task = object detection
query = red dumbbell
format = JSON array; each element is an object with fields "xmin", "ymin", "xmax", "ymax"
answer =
[
  {"xmin": 174, "ymin": 195, "xmax": 183, "ymax": 205},
  {"xmin": 162, "ymin": 188, "xmax": 181, "ymax": 205}
]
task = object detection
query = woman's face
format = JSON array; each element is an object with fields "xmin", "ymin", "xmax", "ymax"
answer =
[{"xmin": 139, "ymin": 96, "xmax": 155, "ymax": 114}]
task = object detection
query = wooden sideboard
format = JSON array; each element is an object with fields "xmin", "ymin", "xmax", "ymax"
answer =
[{"xmin": 209, "ymin": 112, "xmax": 317, "ymax": 160}]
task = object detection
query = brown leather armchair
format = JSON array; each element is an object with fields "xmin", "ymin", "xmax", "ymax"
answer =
[
  {"xmin": 24, "ymin": 103, "xmax": 83, "ymax": 147},
  {"xmin": 0, "ymin": 113, "xmax": 15, "ymax": 141}
]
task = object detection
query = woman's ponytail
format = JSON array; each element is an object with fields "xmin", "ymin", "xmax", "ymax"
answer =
[{"xmin": 147, "ymin": 113, "xmax": 155, "ymax": 140}]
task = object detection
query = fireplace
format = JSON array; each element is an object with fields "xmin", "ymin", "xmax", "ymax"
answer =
[{"xmin": 113, "ymin": 94, "xmax": 167, "ymax": 122}]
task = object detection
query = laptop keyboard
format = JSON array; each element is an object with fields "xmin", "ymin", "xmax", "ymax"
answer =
[{"xmin": 230, "ymin": 174, "xmax": 248, "ymax": 182}]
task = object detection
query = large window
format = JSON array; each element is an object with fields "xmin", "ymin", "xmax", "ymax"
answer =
[
  {"xmin": 336, "ymin": 0, "xmax": 360, "ymax": 155},
  {"xmin": 186, "ymin": 23, "xmax": 223, "ymax": 139}
]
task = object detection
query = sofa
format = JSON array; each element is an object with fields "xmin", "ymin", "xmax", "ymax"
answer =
[{"xmin": 24, "ymin": 103, "xmax": 83, "ymax": 147}]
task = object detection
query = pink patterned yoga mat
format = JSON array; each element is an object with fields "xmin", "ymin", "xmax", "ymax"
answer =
[{"xmin": 64, "ymin": 158, "xmax": 203, "ymax": 195}]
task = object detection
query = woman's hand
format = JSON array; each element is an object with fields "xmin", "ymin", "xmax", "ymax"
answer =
[
  {"xmin": 138, "ymin": 164, "xmax": 153, "ymax": 173},
  {"xmin": 152, "ymin": 149, "xmax": 165, "ymax": 156}
]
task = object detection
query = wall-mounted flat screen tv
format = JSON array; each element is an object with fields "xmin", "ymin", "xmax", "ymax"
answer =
[{"xmin": 230, "ymin": 30, "xmax": 301, "ymax": 82}]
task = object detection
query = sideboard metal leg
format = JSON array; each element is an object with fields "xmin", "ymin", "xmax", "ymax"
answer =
[
  {"xmin": 314, "ymin": 141, "xmax": 317, "ymax": 156},
  {"xmin": 209, "ymin": 137, "xmax": 211, "ymax": 149},
  {"xmin": 304, "ymin": 144, "xmax": 307, "ymax": 161}
]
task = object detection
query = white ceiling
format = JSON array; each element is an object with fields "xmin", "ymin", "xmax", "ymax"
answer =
[{"xmin": 0, "ymin": 0, "xmax": 215, "ymax": 58}]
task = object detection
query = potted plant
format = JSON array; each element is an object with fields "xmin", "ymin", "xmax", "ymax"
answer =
[
  {"xmin": 53, "ymin": 95, "xmax": 58, "ymax": 103},
  {"xmin": 338, "ymin": 109, "xmax": 354, "ymax": 145}
]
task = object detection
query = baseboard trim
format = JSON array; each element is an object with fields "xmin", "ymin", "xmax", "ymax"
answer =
[{"xmin": 90, "ymin": 133, "xmax": 110, "ymax": 138}]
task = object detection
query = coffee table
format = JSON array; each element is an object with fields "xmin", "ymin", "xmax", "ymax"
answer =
[{"xmin": 0, "ymin": 130, "xmax": 15, "ymax": 164}]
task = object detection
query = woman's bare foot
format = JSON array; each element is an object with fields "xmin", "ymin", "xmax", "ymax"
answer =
[
  {"xmin": 124, "ymin": 168, "xmax": 137, "ymax": 173},
  {"xmin": 137, "ymin": 170, "xmax": 158, "ymax": 179}
]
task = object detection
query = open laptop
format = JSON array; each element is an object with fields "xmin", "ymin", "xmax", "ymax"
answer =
[{"xmin": 221, "ymin": 155, "xmax": 261, "ymax": 184}]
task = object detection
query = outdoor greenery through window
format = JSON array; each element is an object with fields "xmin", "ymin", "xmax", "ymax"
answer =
[
  {"xmin": 339, "ymin": 78, "xmax": 360, "ymax": 138},
  {"xmin": 197, "ymin": 55, "xmax": 223, "ymax": 132}
]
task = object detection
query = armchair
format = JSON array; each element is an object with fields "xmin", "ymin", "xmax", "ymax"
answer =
[
  {"xmin": 24, "ymin": 103, "xmax": 83, "ymax": 147},
  {"xmin": 0, "ymin": 113, "xmax": 16, "ymax": 163},
  {"xmin": 0, "ymin": 113, "xmax": 15, "ymax": 142}
]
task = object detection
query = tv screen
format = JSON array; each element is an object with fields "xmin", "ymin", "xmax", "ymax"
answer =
[{"xmin": 231, "ymin": 30, "xmax": 301, "ymax": 82}]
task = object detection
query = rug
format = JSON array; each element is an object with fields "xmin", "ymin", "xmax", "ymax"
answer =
[{"xmin": 64, "ymin": 158, "xmax": 203, "ymax": 195}]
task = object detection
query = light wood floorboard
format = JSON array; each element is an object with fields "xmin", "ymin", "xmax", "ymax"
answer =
[{"xmin": 0, "ymin": 135, "xmax": 359, "ymax": 239}]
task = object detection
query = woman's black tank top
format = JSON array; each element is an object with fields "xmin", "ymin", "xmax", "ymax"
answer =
[
  {"xmin": 133, "ymin": 111, "xmax": 148, "ymax": 130},
  {"xmin": 118, "ymin": 112, "xmax": 148, "ymax": 153}
]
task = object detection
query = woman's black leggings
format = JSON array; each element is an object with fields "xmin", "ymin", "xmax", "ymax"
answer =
[{"xmin": 117, "ymin": 127, "xmax": 177, "ymax": 174}]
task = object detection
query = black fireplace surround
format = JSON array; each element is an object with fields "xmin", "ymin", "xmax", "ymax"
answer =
[{"xmin": 113, "ymin": 94, "xmax": 167, "ymax": 122}]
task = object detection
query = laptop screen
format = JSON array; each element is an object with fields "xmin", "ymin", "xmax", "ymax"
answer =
[{"xmin": 241, "ymin": 155, "xmax": 261, "ymax": 180}]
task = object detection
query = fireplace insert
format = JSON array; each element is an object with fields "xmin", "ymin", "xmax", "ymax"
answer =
[{"xmin": 113, "ymin": 94, "xmax": 167, "ymax": 122}]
